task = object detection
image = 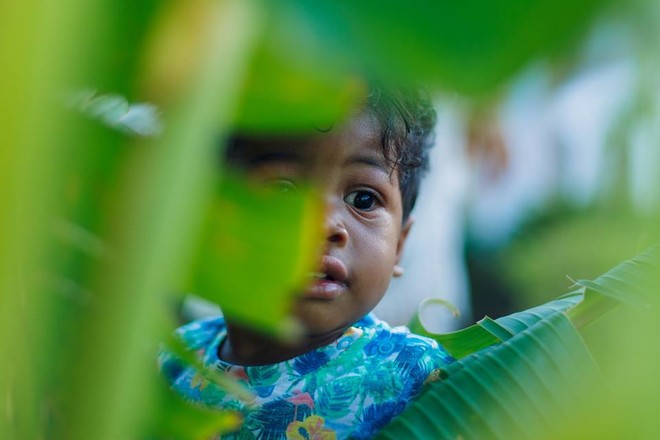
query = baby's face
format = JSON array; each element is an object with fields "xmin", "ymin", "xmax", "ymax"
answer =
[{"xmin": 232, "ymin": 110, "xmax": 411, "ymax": 337}]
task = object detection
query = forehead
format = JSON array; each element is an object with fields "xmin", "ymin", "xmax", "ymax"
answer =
[{"xmin": 227, "ymin": 111, "xmax": 393, "ymax": 173}]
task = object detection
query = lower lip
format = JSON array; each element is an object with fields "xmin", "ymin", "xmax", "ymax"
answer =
[{"xmin": 302, "ymin": 280, "xmax": 346, "ymax": 300}]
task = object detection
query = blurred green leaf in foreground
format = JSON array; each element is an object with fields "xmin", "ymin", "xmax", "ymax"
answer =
[{"xmin": 187, "ymin": 172, "xmax": 323, "ymax": 338}]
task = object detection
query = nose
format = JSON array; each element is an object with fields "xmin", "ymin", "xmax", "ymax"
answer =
[{"xmin": 325, "ymin": 198, "xmax": 348, "ymax": 246}]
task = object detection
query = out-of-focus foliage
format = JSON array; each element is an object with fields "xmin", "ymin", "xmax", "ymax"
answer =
[
  {"xmin": 477, "ymin": 204, "xmax": 650, "ymax": 311},
  {"xmin": 230, "ymin": 0, "xmax": 609, "ymax": 130},
  {"xmin": 187, "ymin": 173, "xmax": 323, "ymax": 335},
  {"xmin": 275, "ymin": 0, "xmax": 604, "ymax": 93},
  {"xmin": 145, "ymin": 377, "xmax": 243, "ymax": 440},
  {"xmin": 1, "ymin": 0, "xmax": 658, "ymax": 439},
  {"xmin": 380, "ymin": 245, "xmax": 660, "ymax": 439}
]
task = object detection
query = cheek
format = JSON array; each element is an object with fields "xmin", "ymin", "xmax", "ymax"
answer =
[{"xmin": 352, "ymin": 224, "xmax": 399, "ymax": 278}]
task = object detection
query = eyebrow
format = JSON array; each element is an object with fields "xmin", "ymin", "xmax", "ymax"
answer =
[
  {"xmin": 345, "ymin": 154, "xmax": 391, "ymax": 176},
  {"xmin": 245, "ymin": 150, "xmax": 393, "ymax": 179},
  {"xmin": 246, "ymin": 152, "xmax": 302, "ymax": 166}
]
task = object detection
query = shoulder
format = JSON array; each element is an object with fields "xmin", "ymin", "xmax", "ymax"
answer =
[
  {"xmin": 357, "ymin": 313, "xmax": 455, "ymax": 366},
  {"xmin": 341, "ymin": 316, "xmax": 454, "ymax": 439},
  {"xmin": 174, "ymin": 315, "xmax": 226, "ymax": 351}
]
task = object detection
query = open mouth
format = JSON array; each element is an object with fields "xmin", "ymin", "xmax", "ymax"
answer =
[
  {"xmin": 302, "ymin": 257, "xmax": 348, "ymax": 299},
  {"xmin": 309, "ymin": 272, "xmax": 337, "ymax": 282}
]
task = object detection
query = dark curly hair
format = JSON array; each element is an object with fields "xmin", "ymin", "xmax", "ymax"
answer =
[{"xmin": 366, "ymin": 86, "xmax": 436, "ymax": 221}]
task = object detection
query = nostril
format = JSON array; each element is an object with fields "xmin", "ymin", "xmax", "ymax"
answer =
[{"xmin": 325, "ymin": 218, "xmax": 348, "ymax": 244}]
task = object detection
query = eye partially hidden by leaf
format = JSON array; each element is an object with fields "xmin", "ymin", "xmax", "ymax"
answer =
[{"xmin": 185, "ymin": 172, "xmax": 323, "ymax": 340}]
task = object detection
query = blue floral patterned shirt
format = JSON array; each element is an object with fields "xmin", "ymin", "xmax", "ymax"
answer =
[{"xmin": 160, "ymin": 314, "xmax": 454, "ymax": 439}]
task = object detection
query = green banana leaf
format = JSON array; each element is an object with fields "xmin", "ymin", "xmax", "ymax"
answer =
[
  {"xmin": 230, "ymin": 0, "xmax": 608, "ymax": 130},
  {"xmin": 186, "ymin": 173, "xmax": 323, "ymax": 336},
  {"xmin": 376, "ymin": 244, "xmax": 660, "ymax": 439}
]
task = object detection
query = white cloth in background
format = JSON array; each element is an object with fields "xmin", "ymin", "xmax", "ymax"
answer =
[
  {"xmin": 468, "ymin": 55, "xmax": 635, "ymax": 249},
  {"xmin": 374, "ymin": 101, "xmax": 472, "ymax": 332}
]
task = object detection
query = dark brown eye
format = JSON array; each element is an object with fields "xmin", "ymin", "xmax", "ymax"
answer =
[{"xmin": 344, "ymin": 190, "xmax": 376, "ymax": 210}]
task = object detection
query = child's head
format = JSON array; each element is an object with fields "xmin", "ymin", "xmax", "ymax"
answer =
[{"xmin": 225, "ymin": 86, "xmax": 436, "ymax": 338}]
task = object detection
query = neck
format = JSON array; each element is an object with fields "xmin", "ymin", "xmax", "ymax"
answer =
[{"xmin": 218, "ymin": 320, "xmax": 348, "ymax": 366}]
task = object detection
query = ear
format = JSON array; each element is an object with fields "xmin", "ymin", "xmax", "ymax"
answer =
[{"xmin": 394, "ymin": 216, "xmax": 414, "ymax": 267}]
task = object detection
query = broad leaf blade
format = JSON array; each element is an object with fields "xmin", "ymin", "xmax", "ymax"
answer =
[
  {"xmin": 187, "ymin": 173, "xmax": 323, "ymax": 336},
  {"xmin": 495, "ymin": 293, "xmax": 582, "ymax": 334},
  {"xmin": 278, "ymin": 0, "xmax": 605, "ymax": 93},
  {"xmin": 567, "ymin": 244, "xmax": 660, "ymax": 328},
  {"xmin": 385, "ymin": 245, "xmax": 660, "ymax": 439},
  {"xmin": 574, "ymin": 244, "xmax": 660, "ymax": 309},
  {"xmin": 377, "ymin": 312, "xmax": 603, "ymax": 440},
  {"xmin": 230, "ymin": 0, "xmax": 608, "ymax": 131},
  {"xmin": 408, "ymin": 320, "xmax": 502, "ymax": 361},
  {"xmin": 409, "ymin": 294, "xmax": 583, "ymax": 360}
]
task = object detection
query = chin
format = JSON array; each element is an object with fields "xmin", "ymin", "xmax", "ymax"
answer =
[
  {"xmin": 292, "ymin": 313, "xmax": 352, "ymax": 339},
  {"xmin": 290, "ymin": 297, "xmax": 373, "ymax": 338}
]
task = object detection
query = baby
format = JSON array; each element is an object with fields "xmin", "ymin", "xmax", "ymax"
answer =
[{"xmin": 161, "ymin": 87, "xmax": 455, "ymax": 439}]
